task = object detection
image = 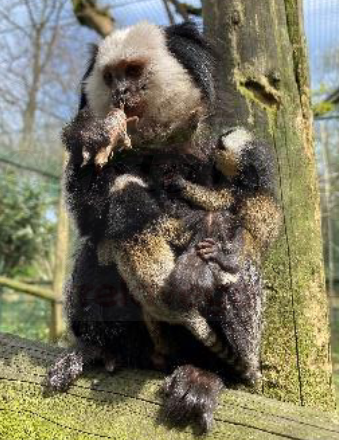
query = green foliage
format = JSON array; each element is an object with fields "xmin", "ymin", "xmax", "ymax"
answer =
[
  {"xmin": 312, "ymin": 84, "xmax": 335, "ymax": 116},
  {"xmin": 312, "ymin": 83, "xmax": 331, "ymax": 99},
  {"xmin": 0, "ymin": 293, "xmax": 49, "ymax": 342},
  {"xmin": 313, "ymin": 101, "xmax": 335, "ymax": 117},
  {"xmin": 0, "ymin": 170, "xmax": 57, "ymax": 277}
]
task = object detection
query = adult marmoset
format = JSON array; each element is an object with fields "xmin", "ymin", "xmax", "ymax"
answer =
[
  {"xmin": 62, "ymin": 22, "xmax": 241, "ymax": 362},
  {"xmin": 46, "ymin": 21, "xmax": 282, "ymax": 432}
]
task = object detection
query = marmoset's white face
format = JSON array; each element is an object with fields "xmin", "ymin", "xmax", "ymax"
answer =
[{"xmin": 85, "ymin": 22, "xmax": 204, "ymax": 140}]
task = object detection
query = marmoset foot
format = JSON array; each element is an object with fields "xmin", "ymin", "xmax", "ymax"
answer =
[
  {"xmin": 160, "ymin": 365, "xmax": 223, "ymax": 433},
  {"xmin": 45, "ymin": 346, "xmax": 103, "ymax": 392},
  {"xmin": 45, "ymin": 351, "xmax": 85, "ymax": 392}
]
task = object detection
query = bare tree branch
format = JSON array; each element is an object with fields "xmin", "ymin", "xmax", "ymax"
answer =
[
  {"xmin": 168, "ymin": 0, "xmax": 202, "ymax": 20},
  {"xmin": 0, "ymin": 156, "xmax": 60, "ymax": 180},
  {"xmin": 161, "ymin": 0, "xmax": 175, "ymax": 25},
  {"xmin": 0, "ymin": 9, "xmax": 30, "ymax": 37},
  {"xmin": 72, "ymin": 0, "xmax": 115, "ymax": 37},
  {"xmin": 11, "ymin": 0, "xmax": 68, "ymax": 147},
  {"xmin": 40, "ymin": 1, "xmax": 65, "ymax": 71},
  {"xmin": 23, "ymin": 0, "xmax": 38, "ymax": 28}
]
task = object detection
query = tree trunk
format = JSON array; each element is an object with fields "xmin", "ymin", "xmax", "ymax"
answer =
[
  {"xmin": 203, "ymin": 0, "xmax": 334, "ymax": 408},
  {"xmin": 1, "ymin": 333, "xmax": 339, "ymax": 439}
]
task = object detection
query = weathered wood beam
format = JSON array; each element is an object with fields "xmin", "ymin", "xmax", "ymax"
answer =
[{"xmin": 0, "ymin": 333, "xmax": 338, "ymax": 439}]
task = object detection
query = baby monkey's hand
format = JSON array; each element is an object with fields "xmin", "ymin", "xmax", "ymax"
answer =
[{"xmin": 196, "ymin": 238, "xmax": 239, "ymax": 274}]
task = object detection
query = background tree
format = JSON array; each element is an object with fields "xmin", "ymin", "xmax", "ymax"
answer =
[
  {"xmin": 0, "ymin": 0, "xmax": 91, "ymax": 174},
  {"xmin": 0, "ymin": 0, "xmax": 87, "ymax": 340},
  {"xmin": 203, "ymin": 0, "xmax": 334, "ymax": 407},
  {"xmin": 0, "ymin": 172, "xmax": 56, "ymax": 278}
]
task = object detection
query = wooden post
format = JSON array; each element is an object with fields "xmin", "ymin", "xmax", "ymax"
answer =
[
  {"xmin": 50, "ymin": 162, "xmax": 69, "ymax": 342},
  {"xmin": 203, "ymin": 0, "xmax": 335, "ymax": 408}
]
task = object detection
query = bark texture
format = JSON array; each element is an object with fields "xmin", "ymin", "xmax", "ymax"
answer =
[
  {"xmin": 0, "ymin": 333, "xmax": 338, "ymax": 439},
  {"xmin": 203, "ymin": 0, "xmax": 334, "ymax": 408}
]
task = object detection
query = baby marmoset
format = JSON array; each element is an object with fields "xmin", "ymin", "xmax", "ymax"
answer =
[{"xmin": 47, "ymin": 21, "xmax": 282, "ymax": 432}]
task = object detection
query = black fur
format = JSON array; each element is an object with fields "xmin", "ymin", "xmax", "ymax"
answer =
[
  {"xmin": 62, "ymin": 109, "xmax": 163, "ymax": 242},
  {"xmin": 45, "ymin": 22, "xmax": 281, "ymax": 432},
  {"xmin": 65, "ymin": 239, "xmax": 152, "ymax": 363},
  {"xmin": 235, "ymin": 138, "xmax": 278, "ymax": 197},
  {"xmin": 79, "ymin": 44, "xmax": 99, "ymax": 111},
  {"xmin": 161, "ymin": 365, "xmax": 223, "ymax": 433}
]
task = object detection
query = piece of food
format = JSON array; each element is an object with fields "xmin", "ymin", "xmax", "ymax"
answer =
[{"xmin": 94, "ymin": 108, "xmax": 137, "ymax": 168}]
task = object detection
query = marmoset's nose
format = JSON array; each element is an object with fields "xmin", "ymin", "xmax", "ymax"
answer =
[{"xmin": 112, "ymin": 84, "xmax": 130, "ymax": 106}]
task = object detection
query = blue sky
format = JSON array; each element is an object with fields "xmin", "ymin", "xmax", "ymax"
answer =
[
  {"xmin": 108, "ymin": 0, "xmax": 339, "ymax": 90},
  {"xmin": 304, "ymin": 0, "xmax": 339, "ymax": 89}
]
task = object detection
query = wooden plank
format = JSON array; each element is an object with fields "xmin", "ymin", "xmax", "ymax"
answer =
[{"xmin": 0, "ymin": 333, "xmax": 338, "ymax": 440}]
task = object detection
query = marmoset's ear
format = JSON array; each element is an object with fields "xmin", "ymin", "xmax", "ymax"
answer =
[
  {"xmin": 79, "ymin": 44, "xmax": 99, "ymax": 110},
  {"xmin": 165, "ymin": 22, "xmax": 204, "ymax": 47}
]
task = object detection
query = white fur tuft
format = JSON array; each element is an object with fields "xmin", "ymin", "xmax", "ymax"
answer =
[
  {"xmin": 110, "ymin": 174, "xmax": 148, "ymax": 193},
  {"xmin": 221, "ymin": 128, "xmax": 253, "ymax": 154},
  {"xmin": 96, "ymin": 22, "xmax": 165, "ymax": 69}
]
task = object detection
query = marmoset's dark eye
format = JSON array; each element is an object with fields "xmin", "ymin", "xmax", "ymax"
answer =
[
  {"xmin": 125, "ymin": 64, "xmax": 143, "ymax": 79},
  {"xmin": 103, "ymin": 70, "xmax": 113, "ymax": 86}
]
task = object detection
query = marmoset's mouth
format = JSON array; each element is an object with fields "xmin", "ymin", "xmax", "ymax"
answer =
[{"xmin": 124, "ymin": 101, "xmax": 145, "ymax": 120}]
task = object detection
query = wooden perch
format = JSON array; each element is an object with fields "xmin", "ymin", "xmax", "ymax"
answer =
[{"xmin": 0, "ymin": 333, "xmax": 338, "ymax": 439}]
